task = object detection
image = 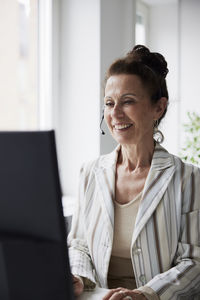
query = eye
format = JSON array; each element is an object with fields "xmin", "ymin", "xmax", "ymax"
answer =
[
  {"xmin": 123, "ymin": 99, "xmax": 135, "ymax": 105},
  {"xmin": 105, "ymin": 101, "xmax": 114, "ymax": 107}
]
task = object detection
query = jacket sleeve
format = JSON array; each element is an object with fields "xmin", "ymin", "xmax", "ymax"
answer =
[
  {"xmin": 139, "ymin": 165, "xmax": 200, "ymax": 299},
  {"xmin": 67, "ymin": 163, "xmax": 97, "ymax": 288}
]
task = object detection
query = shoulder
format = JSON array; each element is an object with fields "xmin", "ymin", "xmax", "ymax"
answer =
[
  {"xmin": 155, "ymin": 143, "xmax": 200, "ymax": 178},
  {"xmin": 79, "ymin": 145, "xmax": 120, "ymax": 181},
  {"xmin": 171, "ymin": 152, "xmax": 199, "ymax": 173},
  {"xmin": 164, "ymin": 147, "xmax": 200, "ymax": 182},
  {"xmin": 169, "ymin": 154, "xmax": 200, "ymax": 211}
]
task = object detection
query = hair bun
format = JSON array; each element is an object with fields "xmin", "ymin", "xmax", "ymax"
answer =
[
  {"xmin": 130, "ymin": 45, "xmax": 150, "ymax": 55},
  {"xmin": 153, "ymin": 53, "xmax": 169, "ymax": 78},
  {"xmin": 127, "ymin": 44, "xmax": 168, "ymax": 79}
]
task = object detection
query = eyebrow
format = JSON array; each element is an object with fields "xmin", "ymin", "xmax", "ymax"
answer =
[
  {"xmin": 104, "ymin": 93, "xmax": 137, "ymax": 100},
  {"xmin": 121, "ymin": 93, "xmax": 137, "ymax": 98}
]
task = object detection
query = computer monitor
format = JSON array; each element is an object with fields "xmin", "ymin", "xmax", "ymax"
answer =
[{"xmin": 0, "ymin": 130, "xmax": 74, "ymax": 300}]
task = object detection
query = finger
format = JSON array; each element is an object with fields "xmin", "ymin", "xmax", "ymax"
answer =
[
  {"xmin": 72, "ymin": 275, "xmax": 78, "ymax": 282},
  {"xmin": 132, "ymin": 289, "xmax": 147, "ymax": 299},
  {"xmin": 103, "ymin": 289, "xmax": 133, "ymax": 300},
  {"xmin": 72, "ymin": 276, "xmax": 84, "ymax": 296},
  {"xmin": 102, "ymin": 288, "xmax": 124, "ymax": 300},
  {"xmin": 124, "ymin": 291, "xmax": 146, "ymax": 300},
  {"xmin": 109, "ymin": 290, "xmax": 130, "ymax": 300},
  {"xmin": 73, "ymin": 277, "xmax": 80, "ymax": 284},
  {"xmin": 73, "ymin": 281, "xmax": 84, "ymax": 296}
]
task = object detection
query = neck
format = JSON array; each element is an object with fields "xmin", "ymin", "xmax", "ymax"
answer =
[{"xmin": 119, "ymin": 139, "xmax": 155, "ymax": 172}]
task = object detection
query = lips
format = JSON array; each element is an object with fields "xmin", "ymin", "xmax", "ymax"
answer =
[{"xmin": 113, "ymin": 123, "xmax": 133, "ymax": 130}]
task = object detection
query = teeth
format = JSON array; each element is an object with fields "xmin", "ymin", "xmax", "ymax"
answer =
[{"xmin": 114, "ymin": 124, "xmax": 132, "ymax": 130}]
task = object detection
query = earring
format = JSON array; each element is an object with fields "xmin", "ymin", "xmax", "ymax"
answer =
[
  {"xmin": 153, "ymin": 119, "xmax": 164, "ymax": 143},
  {"xmin": 153, "ymin": 119, "xmax": 159, "ymax": 129}
]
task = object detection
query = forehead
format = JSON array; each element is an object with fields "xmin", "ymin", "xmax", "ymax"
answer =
[{"xmin": 105, "ymin": 74, "xmax": 147, "ymax": 96}]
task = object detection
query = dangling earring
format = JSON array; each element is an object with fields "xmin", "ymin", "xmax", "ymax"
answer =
[{"xmin": 153, "ymin": 119, "xmax": 164, "ymax": 143}]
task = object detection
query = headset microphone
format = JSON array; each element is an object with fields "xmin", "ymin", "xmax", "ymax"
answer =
[{"xmin": 100, "ymin": 115, "xmax": 105, "ymax": 135}]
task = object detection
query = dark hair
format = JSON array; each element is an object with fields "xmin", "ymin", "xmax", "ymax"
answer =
[{"xmin": 105, "ymin": 45, "xmax": 169, "ymax": 124}]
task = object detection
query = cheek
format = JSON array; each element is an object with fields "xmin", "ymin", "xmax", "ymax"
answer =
[
  {"xmin": 125, "ymin": 108, "xmax": 140, "ymax": 122},
  {"xmin": 104, "ymin": 111, "xmax": 111, "ymax": 126},
  {"xmin": 131, "ymin": 109, "xmax": 154, "ymax": 128}
]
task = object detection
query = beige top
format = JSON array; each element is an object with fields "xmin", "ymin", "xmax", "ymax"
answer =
[
  {"xmin": 107, "ymin": 192, "xmax": 142, "ymax": 290},
  {"xmin": 112, "ymin": 192, "xmax": 142, "ymax": 258}
]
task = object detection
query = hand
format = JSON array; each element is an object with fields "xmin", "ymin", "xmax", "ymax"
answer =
[
  {"xmin": 102, "ymin": 287, "xmax": 147, "ymax": 300},
  {"xmin": 72, "ymin": 275, "xmax": 84, "ymax": 296}
]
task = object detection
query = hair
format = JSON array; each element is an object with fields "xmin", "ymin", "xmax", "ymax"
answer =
[{"xmin": 105, "ymin": 45, "xmax": 169, "ymax": 125}]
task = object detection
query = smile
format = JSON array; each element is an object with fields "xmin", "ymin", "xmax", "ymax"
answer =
[{"xmin": 113, "ymin": 124, "xmax": 133, "ymax": 130}]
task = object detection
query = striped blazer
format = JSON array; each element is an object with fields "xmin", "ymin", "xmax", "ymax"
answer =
[{"xmin": 68, "ymin": 143, "xmax": 200, "ymax": 299}]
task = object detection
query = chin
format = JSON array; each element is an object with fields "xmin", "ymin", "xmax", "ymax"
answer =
[{"xmin": 112, "ymin": 134, "xmax": 136, "ymax": 146}]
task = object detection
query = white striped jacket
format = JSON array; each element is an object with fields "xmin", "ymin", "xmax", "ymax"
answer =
[{"xmin": 68, "ymin": 143, "xmax": 200, "ymax": 299}]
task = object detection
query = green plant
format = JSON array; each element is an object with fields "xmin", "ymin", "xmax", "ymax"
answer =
[{"xmin": 180, "ymin": 112, "xmax": 200, "ymax": 166}]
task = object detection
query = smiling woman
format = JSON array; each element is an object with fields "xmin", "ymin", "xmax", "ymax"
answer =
[{"xmin": 68, "ymin": 45, "xmax": 200, "ymax": 300}]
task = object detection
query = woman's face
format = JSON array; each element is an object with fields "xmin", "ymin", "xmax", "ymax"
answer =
[{"xmin": 104, "ymin": 74, "xmax": 165, "ymax": 146}]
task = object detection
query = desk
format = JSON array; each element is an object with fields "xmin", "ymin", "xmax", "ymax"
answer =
[{"xmin": 78, "ymin": 287, "xmax": 109, "ymax": 300}]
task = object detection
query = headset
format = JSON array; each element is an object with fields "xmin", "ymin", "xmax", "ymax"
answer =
[{"xmin": 100, "ymin": 107, "xmax": 105, "ymax": 135}]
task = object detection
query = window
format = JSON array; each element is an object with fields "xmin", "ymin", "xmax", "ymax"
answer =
[
  {"xmin": 0, "ymin": 0, "xmax": 39, "ymax": 130},
  {"xmin": 135, "ymin": 0, "xmax": 149, "ymax": 46},
  {"xmin": 0, "ymin": 0, "xmax": 53, "ymax": 130}
]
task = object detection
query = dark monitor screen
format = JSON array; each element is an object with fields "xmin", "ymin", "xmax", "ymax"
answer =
[{"xmin": 0, "ymin": 130, "xmax": 74, "ymax": 300}]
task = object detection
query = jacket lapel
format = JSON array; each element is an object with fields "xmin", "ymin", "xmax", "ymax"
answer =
[
  {"xmin": 132, "ymin": 144, "xmax": 176, "ymax": 245},
  {"xmin": 94, "ymin": 145, "xmax": 120, "ymax": 240}
]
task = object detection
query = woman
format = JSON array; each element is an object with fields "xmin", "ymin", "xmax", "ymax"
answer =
[{"xmin": 68, "ymin": 45, "xmax": 200, "ymax": 300}]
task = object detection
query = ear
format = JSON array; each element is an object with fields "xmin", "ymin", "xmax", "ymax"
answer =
[{"xmin": 154, "ymin": 97, "xmax": 168, "ymax": 120}]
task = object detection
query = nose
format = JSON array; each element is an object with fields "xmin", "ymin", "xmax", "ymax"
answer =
[{"xmin": 111, "ymin": 104, "xmax": 124, "ymax": 119}]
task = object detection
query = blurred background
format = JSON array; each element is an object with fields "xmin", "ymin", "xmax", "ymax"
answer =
[{"xmin": 0, "ymin": 0, "xmax": 200, "ymax": 214}]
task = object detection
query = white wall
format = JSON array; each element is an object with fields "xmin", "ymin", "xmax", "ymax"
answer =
[
  {"xmin": 148, "ymin": 0, "xmax": 179, "ymax": 155},
  {"xmin": 147, "ymin": 0, "xmax": 200, "ymax": 155},
  {"xmin": 59, "ymin": 0, "xmax": 100, "ymax": 198},
  {"xmin": 179, "ymin": 0, "xmax": 200, "ymax": 144},
  {"xmin": 100, "ymin": 0, "xmax": 136, "ymax": 155}
]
